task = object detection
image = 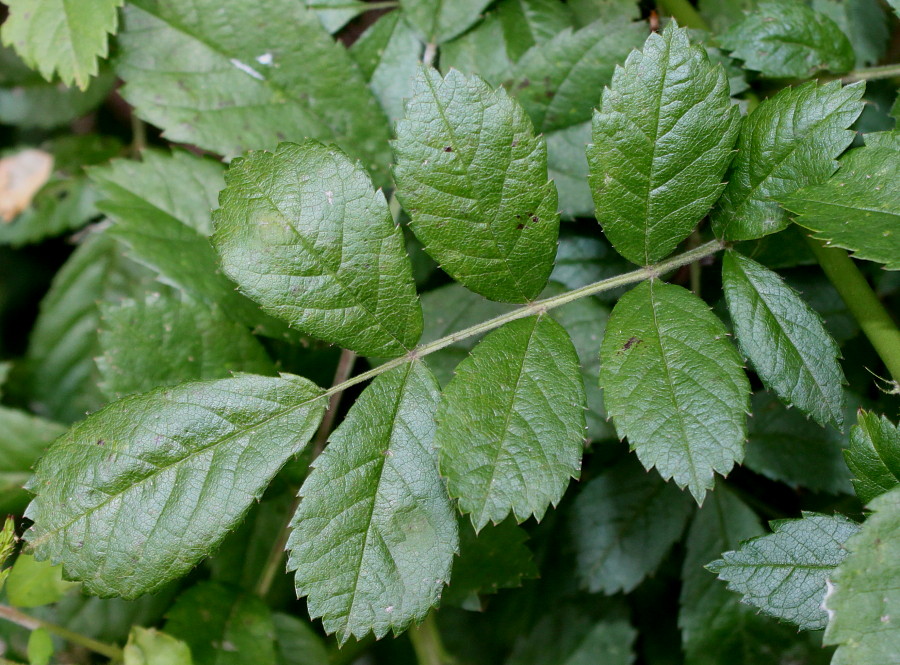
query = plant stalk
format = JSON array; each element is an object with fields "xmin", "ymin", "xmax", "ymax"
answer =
[
  {"xmin": 0, "ymin": 604, "xmax": 122, "ymax": 661},
  {"xmin": 841, "ymin": 62, "xmax": 900, "ymax": 83},
  {"xmin": 804, "ymin": 237, "xmax": 900, "ymax": 385},
  {"xmin": 409, "ymin": 614, "xmax": 453, "ymax": 665},
  {"xmin": 656, "ymin": 0, "xmax": 710, "ymax": 31}
]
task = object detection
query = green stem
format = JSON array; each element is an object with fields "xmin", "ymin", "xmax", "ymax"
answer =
[
  {"xmin": 409, "ymin": 614, "xmax": 453, "ymax": 665},
  {"xmin": 841, "ymin": 62, "xmax": 900, "ymax": 83},
  {"xmin": 0, "ymin": 604, "xmax": 122, "ymax": 661},
  {"xmin": 656, "ymin": 0, "xmax": 710, "ymax": 31},
  {"xmin": 805, "ymin": 237, "xmax": 900, "ymax": 385}
]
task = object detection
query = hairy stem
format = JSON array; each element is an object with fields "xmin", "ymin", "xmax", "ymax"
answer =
[
  {"xmin": 0, "ymin": 605, "xmax": 122, "ymax": 661},
  {"xmin": 841, "ymin": 62, "xmax": 900, "ymax": 83},
  {"xmin": 656, "ymin": 0, "xmax": 710, "ymax": 31},
  {"xmin": 255, "ymin": 349, "xmax": 357, "ymax": 598},
  {"xmin": 409, "ymin": 614, "xmax": 454, "ymax": 665},
  {"xmin": 805, "ymin": 237, "xmax": 900, "ymax": 385}
]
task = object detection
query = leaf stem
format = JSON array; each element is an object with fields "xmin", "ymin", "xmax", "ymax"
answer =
[
  {"xmin": 422, "ymin": 42, "xmax": 437, "ymax": 68},
  {"xmin": 0, "ymin": 604, "xmax": 122, "ymax": 661},
  {"xmin": 840, "ymin": 62, "xmax": 900, "ymax": 83},
  {"xmin": 409, "ymin": 614, "xmax": 454, "ymax": 665},
  {"xmin": 804, "ymin": 237, "xmax": 900, "ymax": 385},
  {"xmin": 656, "ymin": 0, "xmax": 710, "ymax": 31}
]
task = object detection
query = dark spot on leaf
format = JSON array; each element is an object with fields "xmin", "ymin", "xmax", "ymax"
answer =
[
  {"xmin": 622, "ymin": 336, "xmax": 642, "ymax": 352},
  {"xmin": 517, "ymin": 78, "xmax": 530, "ymax": 89},
  {"xmin": 511, "ymin": 140, "xmax": 519, "ymax": 147},
  {"xmin": 443, "ymin": 146, "xmax": 453, "ymax": 152},
  {"xmin": 96, "ymin": 439, "xmax": 105, "ymax": 446},
  {"xmin": 516, "ymin": 223, "xmax": 525, "ymax": 230},
  {"xmin": 530, "ymin": 215, "xmax": 539, "ymax": 223}
]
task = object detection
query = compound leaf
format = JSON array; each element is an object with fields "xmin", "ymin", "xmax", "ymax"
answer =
[
  {"xmin": 166, "ymin": 581, "xmax": 276, "ymax": 665},
  {"xmin": 845, "ymin": 411, "xmax": 900, "ymax": 505},
  {"xmin": 117, "ymin": 0, "xmax": 390, "ymax": 172},
  {"xmin": 571, "ymin": 458, "xmax": 693, "ymax": 594},
  {"xmin": 712, "ymin": 80, "xmax": 864, "ymax": 241},
  {"xmin": 214, "ymin": 141, "xmax": 422, "ymax": 358},
  {"xmin": 393, "ymin": 67, "xmax": 559, "ymax": 303},
  {"xmin": 587, "ymin": 23, "xmax": 741, "ymax": 266},
  {"xmin": 722, "ymin": 250, "xmax": 845, "ymax": 428},
  {"xmin": 824, "ymin": 486, "xmax": 900, "ymax": 665},
  {"xmin": 719, "ymin": 1, "xmax": 855, "ymax": 78},
  {"xmin": 402, "ymin": 0, "xmax": 493, "ymax": 44},
  {"xmin": 436, "ymin": 315, "xmax": 586, "ymax": 530},
  {"xmin": 289, "ymin": 362, "xmax": 457, "ymax": 644},
  {"xmin": 97, "ymin": 292, "xmax": 275, "ymax": 399},
  {"xmin": 24, "ymin": 373, "xmax": 325, "ymax": 598},
  {"xmin": 1, "ymin": 0, "xmax": 122, "ymax": 90},
  {"xmin": 778, "ymin": 133, "xmax": 900, "ymax": 270},
  {"xmin": 707, "ymin": 513, "xmax": 860, "ymax": 630},
  {"xmin": 599, "ymin": 281, "xmax": 750, "ymax": 503},
  {"xmin": 508, "ymin": 18, "xmax": 647, "ymax": 133}
]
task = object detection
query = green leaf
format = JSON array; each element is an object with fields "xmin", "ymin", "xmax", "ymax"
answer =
[
  {"xmin": 745, "ymin": 391, "xmax": 853, "ymax": 495},
  {"xmin": 0, "ymin": 407, "xmax": 66, "ymax": 516},
  {"xmin": 116, "ymin": 0, "xmax": 390, "ymax": 173},
  {"xmin": 349, "ymin": 12, "xmax": 423, "ymax": 123},
  {"xmin": 97, "ymin": 292, "xmax": 274, "ymax": 399},
  {"xmin": 587, "ymin": 23, "xmax": 740, "ymax": 266},
  {"xmin": 722, "ymin": 251, "xmax": 845, "ymax": 428},
  {"xmin": 272, "ymin": 613, "xmax": 329, "ymax": 665},
  {"xmin": 568, "ymin": 0, "xmax": 640, "ymax": 25},
  {"xmin": 0, "ymin": 517, "xmax": 14, "ymax": 592},
  {"xmin": 845, "ymin": 411, "xmax": 900, "ymax": 505},
  {"xmin": 439, "ymin": 8, "xmax": 513, "ymax": 86},
  {"xmin": 719, "ymin": 1, "xmax": 855, "ymax": 78},
  {"xmin": 307, "ymin": 0, "xmax": 369, "ymax": 34},
  {"xmin": 824, "ymin": 486, "xmax": 900, "ymax": 664},
  {"xmin": 1, "ymin": 0, "xmax": 123, "ymax": 90},
  {"xmin": 442, "ymin": 517, "xmax": 538, "ymax": 610},
  {"xmin": 288, "ymin": 362, "xmax": 457, "ymax": 643},
  {"xmin": 166, "ymin": 582, "xmax": 275, "ymax": 665},
  {"xmin": 24, "ymin": 373, "xmax": 325, "ymax": 598},
  {"xmin": 707, "ymin": 513, "xmax": 861, "ymax": 630},
  {"xmin": 778, "ymin": 134, "xmax": 900, "ymax": 270},
  {"xmin": 123, "ymin": 627, "xmax": 193, "ymax": 665},
  {"xmin": 495, "ymin": 0, "xmax": 574, "ymax": 61},
  {"xmin": 436, "ymin": 315, "xmax": 586, "ymax": 530},
  {"xmin": 680, "ymin": 488, "xmax": 819, "ymax": 665},
  {"xmin": 546, "ymin": 123, "xmax": 594, "ymax": 220},
  {"xmin": 599, "ymin": 281, "xmax": 750, "ymax": 503},
  {"xmin": 24, "ymin": 231, "xmax": 154, "ymax": 423},
  {"xmin": 26, "ymin": 627, "xmax": 53, "ymax": 665},
  {"xmin": 697, "ymin": 0, "xmax": 758, "ymax": 33},
  {"xmin": 214, "ymin": 141, "xmax": 422, "ymax": 357},
  {"xmin": 712, "ymin": 80, "xmax": 865, "ymax": 241},
  {"xmin": 506, "ymin": 603, "xmax": 637, "ymax": 665},
  {"xmin": 571, "ymin": 457, "xmax": 693, "ymax": 594},
  {"xmin": 402, "ymin": 0, "xmax": 493, "ymax": 44},
  {"xmin": 811, "ymin": 0, "xmax": 889, "ymax": 67},
  {"xmin": 508, "ymin": 18, "xmax": 647, "ymax": 133},
  {"xmin": 6, "ymin": 555, "xmax": 78, "ymax": 608},
  {"xmin": 393, "ymin": 67, "xmax": 559, "ymax": 303}
]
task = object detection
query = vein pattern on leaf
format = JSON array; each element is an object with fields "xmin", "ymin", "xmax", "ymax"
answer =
[
  {"xmin": 435, "ymin": 315, "xmax": 586, "ymax": 530},
  {"xmin": 587, "ymin": 23, "xmax": 741, "ymax": 266},
  {"xmin": 288, "ymin": 362, "xmax": 457, "ymax": 644},
  {"xmin": 214, "ymin": 141, "xmax": 422, "ymax": 358},
  {"xmin": 723, "ymin": 250, "xmax": 845, "ymax": 428},
  {"xmin": 712, "ymin": 80, "xmax": 865, "ymax": 241},
  {"xmin": 845, "ymin": 410, "xmax": 900, "ymax": 505},
  {"xmin": 393, "ymin": 67, "xmax": 559, "ymax": 303},
  {"xmin": 599, "ymin": 280, "xmax": 749, "ymax": 503},
  {"xmin": 402, "ymin": 0, "xmax": 494, "ymax": 44},
  {"xmin": 116, "ymin": 0, "xmax": 391, "ymax": 172},
  {"xmin": 24, "ymin": 373, "xmax": 325, "ymax": 598},
  {"xmin": 708, "ymin": 513, "xmax": 860, "ymax": 630}
]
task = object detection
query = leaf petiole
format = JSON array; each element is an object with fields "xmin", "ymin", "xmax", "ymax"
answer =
[{"xmin": 0, "ymin": 604, "xmax": 123, "ymax": 661}]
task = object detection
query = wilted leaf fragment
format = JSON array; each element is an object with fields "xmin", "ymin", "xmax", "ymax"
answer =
[
  {"xmin": 289, "ymin": 363, "xmax": 457, "ymax": 644},
  {"xmin": 1, "ymin": 0, "xmax": 122, "ymax": 90},
  {"xmin": 722, "ymin": 251, "xmax": 845, "ymax": 428},
  {"xmin": 600, "ymin": 281, "xmax": 749, "ymax": 503},
  {"xmin": 779, "ymin": 135, "xmax": 900, "ymax": 270},
  {"xmin": 124, "ymin": 627, "xmax": 193, "ymax": 665},
  {"xmin": 0, "ymin": 149, "xmax": 54, "ymax": 222},
  {"xmin": 712, "ymin": 81, "xmax": 864, "ymax": 241},
  {"xmin": 402, "ymin": 0, "xmax": 493, "ymax": 44},
  {"xmin": 719, "ymin": 1, "xmax": 855, "ymax": 78},
  {"xmin": 393, "ymin": 68, "xmax": 559, "ymax": 303},
  {"xmin": 588, "ymin": 23, "xmax": 740, "ymax": 266},
  {"xmin": 215, "ymin": 141, "xmax": 422, "ymax": 357},
  {"xmin": 845, "ymin": 411, "xmax": 900, "ymax": 505},
  {"xmin": 571, "ymin": 458, "xmax": 693, "ymax": 594},
  {"xmin": 708, "ymin": 513, "xmax": 860, "ymax": 630},
  {"xmin": 436, "ymin": 316, "xmax": 585, "ymax": 530},
  {"xmin": 824, "ymin": 486, "xmax": 900, "ymax": 665},
  {"xmin": 25, "ymin": 373, "xmax": 325, "ymax": 598}
]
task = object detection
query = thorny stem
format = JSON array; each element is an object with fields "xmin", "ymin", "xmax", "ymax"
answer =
[
  {"xmin": 255, "ymin": 349, "xmax": 357, "ymax": 598},
  {"xmin": 804, "ymin": 237, "xmax": 900, "ymax": 386},
  {"xmin": 840, "ymin": 62, "xmax": 900, "ymax": 83},
  {"xmin": 655, "ymin": 0, "xmax": 710, "ymax": 31},
  {"xmin": 409, "ymin": 614, "xmax": 454, "ymax": 665},
  {"xmin": 0, "ymin": 605, "xmax": 122, "ymax": 661}
]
